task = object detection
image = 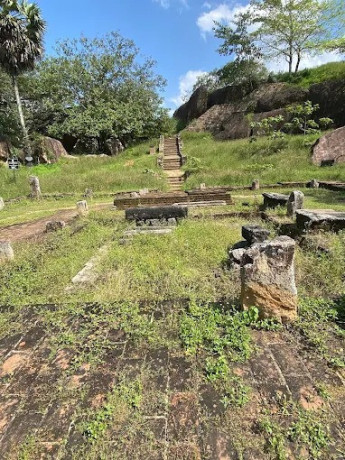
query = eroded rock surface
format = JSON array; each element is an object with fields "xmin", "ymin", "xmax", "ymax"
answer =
[
  {"xmin": 240, "ymin": 236, "xmax": 297, "ymax": 323},
  {"xmin": 296, "ymin": 210, "xmax": 345, "ymax": 232},
  {"xmin": 312, "ymin": 126, "xmax": 345, "ymax": 166}
]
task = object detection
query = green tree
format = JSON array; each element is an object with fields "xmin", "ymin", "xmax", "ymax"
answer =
[
  {"xmin": 251, "ymin": 0, "xmax": 344, "ymax": 73},
  {"xmin": 0, "ymin": 0, "xmax": 45, "ymax": 154},
  {"xmin": 213, "ymin": 12, "xmax": 265, "ymax": 89},
  {"xmin": 31, "ymin": 33, "xmax": 167, "ymax": 152}
]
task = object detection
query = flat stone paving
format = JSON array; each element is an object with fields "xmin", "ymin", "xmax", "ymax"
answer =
[{"xmin": 0, "ymin": 307, "xmax": 344, "ymax": 459}]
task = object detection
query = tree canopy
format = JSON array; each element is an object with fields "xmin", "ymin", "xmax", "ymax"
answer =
[{"xmin": 27, "ymin": 33, "xmax": 168, "ymax": 151}]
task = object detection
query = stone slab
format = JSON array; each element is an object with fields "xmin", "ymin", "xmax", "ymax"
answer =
[
  {"xmin": 296, "ymin": 210, "xmax": 345, "ymax": 232},
  {"xmin": 262, "ymin": 193, "xmax": 289, "ymax": 210},
  {"xmin": 125, "ymin": 205, "xmax": 188, "ymax": 222}
]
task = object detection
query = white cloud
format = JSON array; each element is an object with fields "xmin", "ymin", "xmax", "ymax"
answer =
[
  {"xmin": 267, "ymin": 51, "xmax": 342, "ymax": 73},
  {"xmin": 203, "ymin": 1, "xmax": 212, "ymax": 9},
  {"xmin": 153, "ymin": 0, "xmax": 188, "ymax": 9},
  {"xmin": 197, "ymin": 3, "xmax": 250, "ymax": 38},
  {"xmin": 170, "ymin": 70, "xmax": 208, "ymax": 107}
]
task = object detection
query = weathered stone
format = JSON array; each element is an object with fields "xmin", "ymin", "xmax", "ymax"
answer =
[
  {"xmin": 139, "ymin": 188, "xmax": 149, "ymax": 196},
  {"xmin": 76, "ymin": 201, "xmax": 89, "ymax": 217},
  {"xmin": 149, "ymin": 146, "xmax": 156, "ymax": 155},
  {"xmin": 0, "ymin": 141, "xmax": 10, "ymax": 162},
  {"xmin": 200, "ymin": 183, "xmax": 206, "ymax": 190},
  {"xmin": 240, "ymin": 236, "xmax": 297, "ymax": 323},
  {"xmin": 124, "ymin": 228, "xmax": 173, "ymax": 237},
  {"xmin": 167, "ymin": 218, "xmax": 177, "ymax": 226},
  {"xmin": 34, "ymin": 137, "xmax": 69, "ymax": 164},
  {"xmin": 307, "ymin": 179, "xmax": 319, "ymax": 189},
  {"xmin": 105, "ymin": 138, "xmax": 124, "ymax": 156},
  {"xmin": 125, "ymin": 206, "xmax": 188, "ymax": 222},
  {"xmin": 130, "ymin": 192, "xmax": 139, "ymax": 198},
  {"xmin": 148, "ymin": 219, "xmax": 161, "ymax": 227},
  {"xmin": 29, "ymin": 176, "xmax": 41, "ymax": 199},
  {"xmin": 312, "ymin": 126, "xmax": 345, "ymax": 166},
  {"xmin": 0, "ymin": 197, "xmax": 4, "ymax": 211},
  {"xmin": 84, "ymin": 188, "xmax": 93, "ymax": 198},
  {"xmin": 45, "ymin": 221, "xmax": 66, "ymax": 232},
  {"xmin": 0, "ymin": 241, "xmax": 14, "ymax": 263},
  {"xmin": 251, "ymin": 179, "xmax": 260, "ymax": 191},
  {"xmin": 296, "ymin": 210, "xmax": 345, "ymax": 232},
  {"xmin": 242, "ymin": 225, "xmax": 270, "ymax": 244},
  {"xmin": 287, "ymin": 191, "xmax": 304, "ymax": 217},
  {"xmin": 262, "ymin": 192, "xmax": 289, "ymax": 210}
]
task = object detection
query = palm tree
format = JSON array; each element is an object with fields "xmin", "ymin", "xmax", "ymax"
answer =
[{"xmin": 0, "ymin": 0, "xmax": 45, "ymax": 155}]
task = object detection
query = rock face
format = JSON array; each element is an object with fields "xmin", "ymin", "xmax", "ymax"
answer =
[
  {"xmin": 309, "ymin": 78, "xmax": 345, "ymax": 128},
  {"xmin": 287, "ymin": 191, "xmax": 304, "ymax": 217},
  {"xmin": 312, "ymin": 127, "xmax": 345, "ymax": 166},
  {"xmin": 35, "ymin": 137, "xmax": 69, "ymax": 164},
  {"xmin": 174, "ymin": 86, "xmax": 209, "ymax": 125},
  {"xmin": 241, "ymin": 236, "xmax": 298, "ymax": 323},
  {"xmin": 0, "ymin": 141, "xmax": 10, "ymax": 162},
  {"xmin": 175, "ymin": 82, "xmax": 308, "ymax": 140}
]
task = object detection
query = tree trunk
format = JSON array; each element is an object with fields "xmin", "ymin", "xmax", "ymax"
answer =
[
  {"xmin": 295, "ymin": 53, "xmax": 301, "ymax": 73},
  {"xmin": 12, "ymin": 75, "xmax": 32, "ymax": 156}
]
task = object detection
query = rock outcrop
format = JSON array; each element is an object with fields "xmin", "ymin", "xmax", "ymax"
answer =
[
  {"xmin": 35, "ymin": 137, "xmax": 70, "ymax": 164},
  {"xmin": 312, "ymin": 126, "xmax": 345, "ymax": 166},
  {"xmin": 309, "ymin": 78, "xmax": 345, "ymax": 128},
  {"xmin": 0, "ymin": 141, "xmax": 10, "ymax": 162},
  {"xmin": 175, "ymin": 82, "xmax": 308, "ymax": 139}
]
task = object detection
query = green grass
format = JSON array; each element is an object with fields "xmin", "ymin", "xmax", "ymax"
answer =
[
  {"xmin": 275, "ymin": 61, "xmax": 345, "ymax": 87},
  {"xmin": 181, "ymin": 131, "xmax": 345, "ymax": 189},
  {"xmin": 0, "ymin": 141, "xmax": 166, "ymax": 200}
]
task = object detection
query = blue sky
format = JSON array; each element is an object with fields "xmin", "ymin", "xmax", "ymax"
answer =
[{"xmin": 36, "ymin": 0, "xmax": 341, "ymax": 113}]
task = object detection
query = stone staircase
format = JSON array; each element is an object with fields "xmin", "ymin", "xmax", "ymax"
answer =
[{"xmin": 161, "ymin": 136, "xmax": 186, "ymax": 191}]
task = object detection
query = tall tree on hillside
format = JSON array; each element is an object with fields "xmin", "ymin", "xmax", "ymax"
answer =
[
  {"xmin": 0, "ymin": 0, "xmax": 45, "ymax": 154},
  {"xmin": 250, "ymin": 0, "xmax": 344, "ymax": 73}
]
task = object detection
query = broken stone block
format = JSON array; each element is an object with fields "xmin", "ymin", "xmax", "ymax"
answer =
[
  {"xmin": 167, "ymin": 218, "xmax": 177, "ymax": 226},
  {"xmin": 262, "ymin": 193, "xmax": 289, "ymax": 210},
  {"xmin": 46, "ymin": 221, "xmax": 66, "ymax": 232},
  {"xmin": 296, "ymin": 210, "xmax": 345, "ymax": 232},
  {"xmin": 241, "ymin": 236, "xmax": 298, "ymax": 323},
  {"xmin": 287, "ymin": 191, "xmax": 304, "ymax": 217},
  {"xmin": 0, "ymin": 241, "xmax": 14, "ymax": 263},
  {"xmin": 148, "ymin": 219, "xmax": 161, "ymax": 227},
  {"xmin": 76, "ymin": 200, "xmax": 89, "ymax": 217},
  {"xmin": 149, "ymin": 146, "xmax": 156, "ymax": 155},
  {"xmin": 84, "ymin": 188, "xmax": 93, "ymax": 198},
  {"xmin": 130, "ymin": 192, "xmax": 140, "ymax": 198},
  {"xmin": 29, "ymin": 176, "xmax": 41, "ymax": 199},
  {"xmin": 242, "ymin": 225, "xmax": 270, "ymax": 245},
  {"xmin": 139, "ymin": 188, "xmax": 149, "ymax": 196},
  {"xmin": 0, "ymin": 197, "xmax": 4, "ymax": 211},
  {"xmin": 307, "ymin": 179, "xmax": 319, "ymax": 189},
  {"xmin": 251, "ymin": 179, "xmax": 260, "ymax": 191},
  {"xmin": 200, "ymin": 183, "xmax": 206, "ymax": 190}
]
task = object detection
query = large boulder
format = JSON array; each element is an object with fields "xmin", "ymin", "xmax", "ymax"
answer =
[
  {"xmin": 311, "ymin": 126, "xmax": 345, "ymax": 166},
  {"xmin": 35, "ymin": 137, "xmax": 69, "ymax": 164},
  {"xmin": 173, "ymin": 86, "xmax": 209, "ymax": 125},
  {"xmin": 183, "ymin": 82, "xmax": 306, "ymax": 140},
  {"xmin": 309, "ymin": 78, "xmax": 345, "ymax": 128},
  {"xmin": 0, "ymin": 141, "xmax": 10, "ymax": 162},
  {"xmin": 105, "ymin": 138, "xmax": 124, "ymax": 156},
  {"xmin": 240, "ymin": 236, "xmax": 298, "ymax": 323}
]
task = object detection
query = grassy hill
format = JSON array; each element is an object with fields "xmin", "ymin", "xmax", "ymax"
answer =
[
  {"xmin": 275, "ymin": 61, "xmax": 345, "ymax": 87},
  {"xmin": 181, "ymin": 131, "xmax": 345, "ymax": 189}
]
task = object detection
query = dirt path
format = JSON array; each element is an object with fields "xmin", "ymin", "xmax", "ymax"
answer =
[{"xmin": 0, "ymin": 203, "xmax": 112, "ymax": 243}]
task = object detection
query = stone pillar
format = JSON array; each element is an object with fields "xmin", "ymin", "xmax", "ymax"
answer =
[
  {"xmin": 149, "ymin": 146, "xmax": 156, "ymax": 155},
  {"xmin": 29, "ymin": 176, "xmax": 41, "ymax": 199},
  {"xmin": 0, "ymin": 241, "xmax": 14, "ymax": 263},
  {"xmin": 287, "ymin": 191, "xmax": 304, "ymax": 217},
  {"xmin": 251, "ymin": 179, "xmax": 260, "ymax": 191},
  {"xmin": 0, "ymin": 197, "xmax": 4, "ymax": 211},
  {"xmin": 241, "ymin": 236, "xmax": 297, "ymax": 323},
  {"xmin": 77, "ymin": 200, "xmax": 89, "ymax": 216},
  {"xmin": 200, "ymin": 183, "xmax": 206, "ymax": 190}
]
